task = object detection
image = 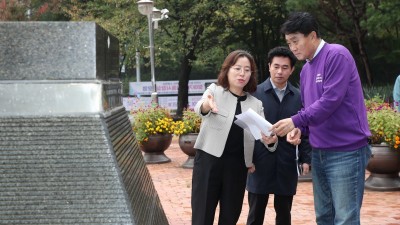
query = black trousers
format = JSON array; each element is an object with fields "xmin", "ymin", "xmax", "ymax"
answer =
[
  {"xmin": 247, "ymin": 192, "xmax": 293, "ymax": 225},
  {"xmin": 191, "ymin": 150, "xmax": 248, "ymax": 225}
]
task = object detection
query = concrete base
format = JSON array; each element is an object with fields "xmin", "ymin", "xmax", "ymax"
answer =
[{"xmin": 365, "ymin": 173, "xmax": 400, "ymax": 191}]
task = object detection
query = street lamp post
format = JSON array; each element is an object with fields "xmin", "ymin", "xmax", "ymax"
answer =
[
  {"xmin": 137, "ymin": 0, "xmax": 168, "ymax": 105},
  {"xmin": 147, "ymin": 12, "xmax": 157, "ymax": 104}
]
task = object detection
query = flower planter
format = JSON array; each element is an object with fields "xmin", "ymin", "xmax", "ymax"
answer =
[
  {"xmin": 298, "ymin": 167, "xmax": 312, "ymax": 182},
  {"xmin": 365, "ymin": 143, "xmax": 400, "ymax": 191},
  {"xmin": 139, "ymin": 134, "xmax": 173, "ymax": 164},
  {"xmin": 178, "ymin": 133, "xmax": 198, "ymax": 168}
]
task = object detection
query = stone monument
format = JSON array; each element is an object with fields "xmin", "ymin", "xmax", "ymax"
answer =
[{"xmin": 0, "ymin": 22, "xmax": 168, "ymax": 225}]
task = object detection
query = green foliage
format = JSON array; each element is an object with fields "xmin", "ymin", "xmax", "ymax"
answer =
[
  {"xmin": 363, "ymin": 0, "xmax": 400, "ymax": 39},
  {"xmin": 363, "ymin": 84, "xmax": 394, "ymax": 102},
  {"xmin": 362, "ymin": 0, "xmax": 400, "ymax": 65},
  {"xmin": 218, "ymin": 0, "xmax": 288, "ymax": 78},
  {"xmin": 0, "ymin": 0, "xmax": 66, "ymax": 21},
  {"xmin": 286, "ymin": 0, "xmax": 400, "ymax": 85},
  {"xmin": 64, "ymin": 0, "xmax": 144, "ymax": 69}
]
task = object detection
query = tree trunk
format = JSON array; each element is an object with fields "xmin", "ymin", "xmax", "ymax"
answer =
[
  {"xmin": 177, "ymin": 52, "xmax": 193, "ymax": 117},
  {"xmin": 354, "ymin": 22, "xmax": 373, "ymax": 86},
  {"xmin": 176, "ymin": 21, "xmax": 205, "ymax": 116},
  {"xmin": 336, "ymin": 0, "xmax": 373, "ymax": 85}
]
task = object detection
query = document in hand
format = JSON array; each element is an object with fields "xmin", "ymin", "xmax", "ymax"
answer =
[{"xmin": 234, "ymin": 108, "xmax": 273, "ymax": 140}]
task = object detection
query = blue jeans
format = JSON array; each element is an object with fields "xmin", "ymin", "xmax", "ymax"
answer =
[{"xmin": 312, "ymin": 145, "xmax": 371, "ymax": 225}]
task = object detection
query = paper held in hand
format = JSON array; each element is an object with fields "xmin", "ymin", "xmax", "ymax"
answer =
[{"xmin": 234, "ymin": 108, "xmax": 273, "ymax": 140}]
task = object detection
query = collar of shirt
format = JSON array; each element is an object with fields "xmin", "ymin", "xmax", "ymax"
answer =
[
  {"xmin": 229, "ymin": 90, "xmax": 247, "ymax": 102},
  {"xmin": 270, "ymin": 80, "xmax": 287, "ymax": 101},
  {"xmin": 270, "ymin": 80, "xmax": 287, "ymax": 93},
  {"xmin": 306, "ymin": 39, "xmax": 325, "ymax": 62}
]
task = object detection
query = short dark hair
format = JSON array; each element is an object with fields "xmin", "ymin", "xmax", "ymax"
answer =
[
  {"xmin": 217, "ymin": 50, "xmax": 258, "ymax": 93},
  {"xmin": 280, "ymin": 12, "xmax": 320, "ymax": 38},
  {"xmin": 267, "ymin": 46, "xmax": 297, "ymax": 68}
]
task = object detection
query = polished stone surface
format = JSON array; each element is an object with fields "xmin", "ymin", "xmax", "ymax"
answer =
[
  {"xmin": 0, "ymin": 81, "xmax": 103, "ymax": 116},
  {"xmin": 0, "ymin": 80, "xmax": 123, "ymax": 116},
  {"xmin": 0, "ymin": 22, "xmax": 119, "ymax": 80}
]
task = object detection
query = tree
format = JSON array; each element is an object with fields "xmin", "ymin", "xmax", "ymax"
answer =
[
  {"xmin": 155, "ymin": 0, "xmax": 229, "ymax": 115},
  {"xmin": 0, "ymin": 0, "xmax": 65, "ymax": 21},
  {"xmin": 286, "ymin": 0, "xmax": 373, "ymax": 86},
  {"xmin": 335, "ymin": 0, "xmax": 373, "ymax": 86},
  {"xmin": 63, "ymin": 0, "xmax": 227, "ymax": 115},
  {"xmin": 218, "ymin": 0, "xmax": 288, "ymax": 82},
  {"xmin": 64, "ymin": 0, "xmax": 144, "ymax": 74},
  {"xmin": 159, "ymin": 0, "xmax": 290, "ymax": 115},
  {"xmin": 63, "ymin": 0, "xmax": 292, "ymax": 115},
  {"xmin": 363, "ymin": 0, "xmax": 400, "ymax": 68},
  {"xmin": 364, "ymin": 0, "xmax": 400, "ymax": 39}
]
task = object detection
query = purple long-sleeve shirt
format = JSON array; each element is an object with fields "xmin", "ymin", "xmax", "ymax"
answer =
[{"xmin": 292, "ymin": 42, "xmax": 371, "ymax": 151}]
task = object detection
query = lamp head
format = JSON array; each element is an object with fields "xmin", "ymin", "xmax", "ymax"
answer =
[
  {"xmin": 137, "ymin": 0, "xmax": 154, "ymax": 16},
  {"xmin": 152, "ymin": 7, "xmax": 162, "ymax": 20},
  {"xmin": 161, "ymin": 9, "xmax": 169, "ymax": 19}
]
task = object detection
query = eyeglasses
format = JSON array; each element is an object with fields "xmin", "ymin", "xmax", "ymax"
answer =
[{"xmin": 231, "ymin": 66, "xmax": 252, "ymax": 75}]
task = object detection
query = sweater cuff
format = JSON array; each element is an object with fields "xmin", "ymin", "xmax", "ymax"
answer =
[{"xmin": 291, "ymin": 114, "xmax": 301, "ymax": 128}]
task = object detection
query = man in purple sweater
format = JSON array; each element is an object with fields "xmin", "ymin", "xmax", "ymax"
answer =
[{"xmin": 272, "ymin": 12, "xmax": 371, "ymax": 225}]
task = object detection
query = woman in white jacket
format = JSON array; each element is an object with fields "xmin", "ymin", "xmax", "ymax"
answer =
[{"xmin": 191, "ymin": 50, "xmax": 277, "ymax": 225}]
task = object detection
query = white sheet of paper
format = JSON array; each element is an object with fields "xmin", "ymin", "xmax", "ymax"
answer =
[{"xmin": 234, "ymin": 108, "xmax": 273, "ymax": 140}]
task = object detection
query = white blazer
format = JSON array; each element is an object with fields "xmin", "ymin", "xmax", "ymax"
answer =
[{"xmin": 194, "ymin": 83, "xmax": 266, "ymax": 167}]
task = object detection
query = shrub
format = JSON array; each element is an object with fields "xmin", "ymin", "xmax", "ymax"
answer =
[
  {"xmin": 173, "ymin": 108, "xmax": 201, "ymax": 135},
  {"xmin": 131, "ymin": 106, "xmax": 174, "ymax": 143},
  {"xmin": 366, "ymin": 95, "xmax": 400, "ymax": 149}
]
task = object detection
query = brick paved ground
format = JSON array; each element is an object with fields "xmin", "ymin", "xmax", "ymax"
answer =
[{"xmin": 147, "ymin": 137, "xmax": 400, "ymax": 225}]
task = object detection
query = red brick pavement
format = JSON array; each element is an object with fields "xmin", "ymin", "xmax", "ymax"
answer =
[{"xmin": 146, "ymin": 137, "xmax": 400, "ymax": 225}]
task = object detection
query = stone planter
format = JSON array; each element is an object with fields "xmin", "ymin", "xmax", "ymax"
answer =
[
  {"xmin": 139, "ymin": 134, "xmax": 173, "ymax": 164},
  {"xmin": 365, "ymin": 143, "xmax": 400, "ymax": 191},
  {"xmin": 178, "ymin": 133, "xmax": 198, "ymax": 168},
  {"xmin": 298, "ymin": 166, "xmax": 312, "ymax": 182}
]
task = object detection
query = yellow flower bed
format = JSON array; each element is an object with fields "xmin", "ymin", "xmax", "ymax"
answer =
[
  {"xmin": 173, "ymin": 108, "xmax": 201, "ymax": 136},
  {"xmin": 131, "ymin": 106, "xmax": 174, "ymax": 143}
]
